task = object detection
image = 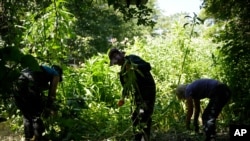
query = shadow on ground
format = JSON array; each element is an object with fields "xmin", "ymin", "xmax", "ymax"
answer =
[
  {"xmin": 152, "ymin": 130, "xmax": 229, "ymax": 141},
  {"xmin": 1, "ymin": 120, "xmax": 230, "ymax": 141}
]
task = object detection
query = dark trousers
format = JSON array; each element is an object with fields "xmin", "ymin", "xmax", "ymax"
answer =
[
  {"xmin": 14, "ymin": 89, "xmax": 45, "ymax": 141},
  {"xmin": 132, "ymin": 105, "xmax": 153, "ymax": 141},
  {"xmin": 132, "ymin": 86, "xmax": 155, "ymax": 141},
  {"xmin": 202, "ymin": 84, "xmax": 231, "ymax": 140},
  {"xmin": 23, "ymin": 116, "xmax": 45, "ymax": 141}
]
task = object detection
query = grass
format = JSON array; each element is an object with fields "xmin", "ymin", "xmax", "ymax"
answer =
[{"xmin": 0, "ymin": 120, "xmax": 229, "ymax": 141}]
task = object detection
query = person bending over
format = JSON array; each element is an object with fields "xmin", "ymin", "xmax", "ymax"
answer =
[
  {"xmin": 176, "ymin": 78, "xmax": 231, "ymax": 141},
  {"xmin": 14, "ymin": 65, "xmax": 63, "ymax": 141},
  {"xmin": 109, "ymin": 48, "xmax": 156, "ymax": 141}
]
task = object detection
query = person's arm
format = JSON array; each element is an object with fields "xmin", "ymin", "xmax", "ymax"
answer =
[
  {"xmin": 186, "ymin": 97, "xmax": 193, "ymax": 130},
  {"xmin": 193, "ymin": 99, "xmax": 200, "ymax": 132},
  {"xmin": 126, "ymin": 56, "xmax": 151, "ymax": 72},
  {"xmin": 136, "ymin": 61, "xmax": 151, "ymax": 71},
  {"xmin": 47, "ymin": 76, "xmax": 60, "ymax": 106}
]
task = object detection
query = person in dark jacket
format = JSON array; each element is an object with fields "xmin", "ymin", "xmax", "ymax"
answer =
[
  {"xmin": 175, "ymin": 78, "xmax": 231, "ymax": 141},
  {"xmin": 14, "ymin": 65, "xmax": 63, "ymax": 141},
  {"xmin": 108, "ymin": 48, "xmax": 156, "ymax": 141}
]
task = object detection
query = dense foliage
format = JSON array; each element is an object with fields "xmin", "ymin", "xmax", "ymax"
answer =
[
  {"xmin": 0, "ymin": 0, "xmax": 249, "ymax": 140},
  {"xmin": 202, "ymin": 0, "xmax": 250, "ymax": 124}
]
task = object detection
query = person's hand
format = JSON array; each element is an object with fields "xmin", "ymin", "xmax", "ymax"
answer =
[
  {"xmin": 117, "ymin": 99, "xmax": 125, "ymax": 107},
  {"xmin": 43, "ymin": 107, "xmax": 55, "ymax": 118},
  {"xmin": 43, "ymin": 100, "xmax": 59, "ymax": 118}
]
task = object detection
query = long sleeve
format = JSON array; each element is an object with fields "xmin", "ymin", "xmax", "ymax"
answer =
[{"xmin": 125, "ymin": 55, "xmax": 151, "ymax": 72}]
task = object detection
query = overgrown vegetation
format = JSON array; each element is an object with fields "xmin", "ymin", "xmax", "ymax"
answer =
[{"xmin": 0, "ymin": 0, "xmax": 249, "ymax": 140}]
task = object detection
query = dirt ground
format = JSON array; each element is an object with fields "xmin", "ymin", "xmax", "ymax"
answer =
[
  {"xmin": 152, "ymin": 132, "xmax": 229, "ymax": 141},
  {"xmin": 1, "ymin": 121, "xmax": 230, "ymax": 141},
  {"xmin": 0, "ymin": 121, "xmax": 23, "ymax": 141}
]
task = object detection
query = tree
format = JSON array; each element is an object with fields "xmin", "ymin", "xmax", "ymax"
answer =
[{"xmin": 202, "ymin": 0, "xmax": 250, "ymax": 124}]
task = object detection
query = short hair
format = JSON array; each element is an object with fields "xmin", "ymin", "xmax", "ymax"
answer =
[
  {"xmin": 108, "ymin": 48, "xmax": 125, "ymax": 66},
  {"xmin": 108, "ymin": 48, "xmax": 120, "ymax": 59},
  {"xmin": 175, "ymin": 84, "xmax": 187, "ymax": 99}
]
